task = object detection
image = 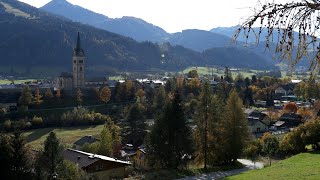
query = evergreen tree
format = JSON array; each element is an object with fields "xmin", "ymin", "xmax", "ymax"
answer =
[
  {"xmin": 224, "ymin": 67, "xmax": 233, "ymax": 83},
  {"xmin": 125, "ymin": 101, "xmax": 146, "ymax": 146},
  {"xmin": 98, "ymin": 126, "xmax": 113, "ymax": 156},
  {"xmin": 43, "ymin": 132, "xmax": 63, "ymax": 178},
  {"xmin": 10, "ymin": 131, "xmax": 32, "ymax": 179},
  {"xmin": 44, "ymin": 88, "xmax": 54, "ymax": 104},
  {"xmin": 33, "ymin": 88, "xmax": 43, "ymax": 106},
  {"xmin": 152, "ymin": 85, "xmax": 166, "ymax": 115},
  {"xmin": 0, "ymin": 132, "xmax": 32, "ymax": 179},
  {"xmin": 222, "ymin": 90, "xmax": 249, "ymax": 163},
  {"xmin": 19, "ymin": 86, "xmax": 33, "ymax": 110},
  {"xmin": 148, "ymin": 91, "xmax": 194, "ymax": 168},
  {"xmin": 195, "ymin": 81, "xmax": 225, "ymax": 167},
  {"xmin": 165, "ymin": 78, "xmax": 176, "ymax": 93}
]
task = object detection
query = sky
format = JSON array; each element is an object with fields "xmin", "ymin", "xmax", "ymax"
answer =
[{"xmin": 19, "ymin": 0, "xmax": 262, "ymax": 33}]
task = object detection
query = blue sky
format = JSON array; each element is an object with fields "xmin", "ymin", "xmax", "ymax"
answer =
[{"xmin": 19, "ymin": 0, "xmax": 264, "ymax": 33}]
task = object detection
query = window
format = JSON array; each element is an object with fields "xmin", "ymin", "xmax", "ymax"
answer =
[
  {"xmin": 74, "ymin": 60, "xmax": 76, "ymax": 63},
  {"xmin": 79, "ymin": 60, "xmax": 83, "ymax": 63},
  {"xmin": 80, "ymin": 67, "xmax": 82, "ymax": 71}
]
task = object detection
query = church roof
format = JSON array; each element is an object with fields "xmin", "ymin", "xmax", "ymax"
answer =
[
  {"xmin": 73, "ymin": 32, "xmax": 85, "ymax": 56},
  {"xmin": 59, "ymin": 72, "xmax": 73, "ymax": 78}
]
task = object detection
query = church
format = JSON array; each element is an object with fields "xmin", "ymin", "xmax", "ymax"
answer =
[{"xmin": 56, "ymin": 32, "xmax": 108, "ymax": 91}]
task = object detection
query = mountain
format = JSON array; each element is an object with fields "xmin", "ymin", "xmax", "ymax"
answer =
[
  {"xmin": 203, "ymin": 47, "xmax": 275, "ymax": 70},
  {"xmin": 0, "ymin": 0, "xmax": 207, "ymax": 76},
  {"xmin": 0, "ymin": 0, "xmax": 275, "ymax": 78},
  {"xmin": 167, "ymin": 29, "xmax": 231, "ymax": 52},
  {"xmin": 41, "ymin": 0, "xmax": 169, "ymax": 42}
]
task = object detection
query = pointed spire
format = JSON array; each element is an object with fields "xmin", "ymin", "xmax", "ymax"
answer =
[
  {"xmin": 73, "ymin": 32, "xmax": 85, "ymax": 56},
  {"xmin": 76, "ymin": 32, "xmax": 81, "ymax": 50}
]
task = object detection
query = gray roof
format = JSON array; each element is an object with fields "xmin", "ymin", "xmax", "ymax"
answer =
[
  {"xmin": 63, "ymin": 148, "xmax": 131, "ymax": 168},
  {"xmin": 59, "ymin": 72, "xmax": 73, "ymax": 78},
  {"xmin": 63, "ymin": 149, "xmax": 99, "ymax": 168},
  {"xmin": 74, "ymin": 135, "xmax": 99, "ymax": 146}
]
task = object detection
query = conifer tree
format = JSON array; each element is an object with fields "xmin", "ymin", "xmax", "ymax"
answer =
[
  {"xmin": 222, "ymin": 90, "xmax": 249, "ymax": 163},
  {"xmin": 152, "ymin": 85, "xmax": 166, "ymax": 115},
  {"xmin": 98, "ymin": 126, "xmax": 113, "ymax": 156},
  {"xmin": 19, "ymin": 86, "xmax": 33, "ymax": 110},
  {"xmin": 148, "ymin": 91, "xmax": 193, "ymax": 168},
  {"xmin": 43, "ymin": 132, "xmax": 63, "ymax": 177},
  {"xmin": 33, "ymin": 87, "xmax": 43, "ymax": 105},
  {"xmin": 195, "ymin": 81, "xmax": 225, "ymax": 167}
]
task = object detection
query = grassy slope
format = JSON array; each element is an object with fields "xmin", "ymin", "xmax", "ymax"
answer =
[
  {"xmin": 226, "ymin": 152, "xmax": 320, "ymax": 180},
  {"xmin": 24, "ymin": 125, "xmax": 105, "ymax": 150}
]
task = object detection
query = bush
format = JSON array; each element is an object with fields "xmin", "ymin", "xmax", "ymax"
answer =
[
  {"xmin": 31, "ymin": 116, "xmax": 43, "ymax": 127},
  {"xmin": 3, "ymin": 120, "xmax": 11, "ymax": 131},
  {"xmin": 60, "ymin": 106, "xmax": 110, "ymax": 126},
  {"xmin": 0, "ymin": 108, "xmax": 6, "ymax": 117},
  {"xmin": 280, "ymin": 118, "xmax": 320, "ymax": 154}
]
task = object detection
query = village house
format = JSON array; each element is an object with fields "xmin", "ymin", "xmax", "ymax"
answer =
[
  {"xmin": 275, "ymin": 84, "xmax": 295, "ymax": 97},
  {"xmin": 246, "ymin": 110, "xmax": 271, "ymax": 134},
  {"xmin": 73, "ymin": 135, "xmax": 99, "ymax": 150},
  {"xmin": 63, "ymin": 148, "xmax": 131, "ymax": 180},
  {"xmin": 274, "ymin": 113, "xmax": 303, "ymax": 129},
  {"xmin": 133, "ymin": 146, "xmax": 149, "ymax": 170}
]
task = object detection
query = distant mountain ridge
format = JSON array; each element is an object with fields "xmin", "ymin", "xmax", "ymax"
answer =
[
  {"xmin": 41, "ymin": 0, "xmax": 170, "ymax": 42},
  {"xmin": 0, "ymin": 0, "xmax": 275, "ymax": 78}
]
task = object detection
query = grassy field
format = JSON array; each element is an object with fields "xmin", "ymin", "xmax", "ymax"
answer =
[
  {"xmin": 24, "ymin": 125, "xmax": 105, "ymax": 150},
  {"xmin": 0, "ymin": 79, "xmax": 37, "ymax": 85},
  {"xmin": 226, "ymin": 152, "xmax": 320, "ymax": 180},
  {"xmin": 181, "ymin": 66, "xmax": 264, "ymax": 78},
  {"xmin": 126, "ymin": 163, "xmax": 243, "ymax": 180}
]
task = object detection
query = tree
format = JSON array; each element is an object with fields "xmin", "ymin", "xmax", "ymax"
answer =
[
  {"xmin": 260, "ymin": 132, "xmax": 279, "ymax": 166},
  {"xmin": 235, "ymin": 0, "xmax": 320, "ymax": 74},
  {"xmin": 148, "ymin": 91, "xmax": 194, "ymax": 168},
  {"xmin": 45, "ymin": 88, "xmax": 54, "ymax": 99},
  {"xmin": 194, "ymin": 81, "xmax": 224, "ymax": 168},
  {"xmin": 98, "ymin": 126, "xmax": 113, "ymax": 156},
  {"xmin": 283, "ymin": 102, "xmax": 298, "ymax": 113},
  {"xmin": 125, "ymin": 101, "xmax": 147, "ymax": 146},
  {"xmin": 243, "ymin": 140, "xmax": 261, "ymax": 168},
  {"xmin": 0, "ymin": 132, "xmax": 32, "ymax": 179},
  {"xmin": 43, "ymin": 132, "xmax": 63, "ymax": 177},
  {"xmin": 136, "ymin": 89, "xmax": 145, "ymax": 99},
  {"xmin": 222, "ymin": 90, "xmax": 249, "ymax": 163},
  {"xmin": 224, "ymin": 67, "xmax": 233, "ymax": 83},
  {"xmin": 152, "ymin": 85, "xmax": 166, "ymax": 115},
  {"xmin": 19, "ymin": 86, "xmax": 33, "ymax": 110},
  {"xmin": 100, "ymin": 87, "xmax": 111, "ymax": 103},
  {"xmin": 33, "ymin": 87, "xmax": 43, "ymax": 106},
  {"xmin": 44, "ymin": 88, "xmax": 54, "ymax": 105},
  {"xmin": 188, "ymin": 70, "xmax": 199, "ymax": 78},
  {"xmin": 75, "ymin": 88, "xmax": 83, "ymax": 104},
  {"xmin": 55, "ymin": 89, "xmax": 61, "ymax": 99}
]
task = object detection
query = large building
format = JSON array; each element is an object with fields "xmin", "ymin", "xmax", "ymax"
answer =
[{"xmin": 56, "ymin": 32, "xmax": 86, "ymax": 91}]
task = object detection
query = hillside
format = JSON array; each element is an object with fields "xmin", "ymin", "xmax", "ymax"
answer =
[
  {"xmin": 0, "ymin": 0, "xmax": 208, "ymax": 76},
  {"xmin": 203, "ymin": 47, "xmax": 275, "ymax": 70},
  {"xmin": 226, "ymin": 152, "xmax": 320, "ymax": 179},
  {"xmin": 168, "ymin": 29, "xmax": 231, "ymax": 52},
  {"xmin": 41, "ymin": 0, "xmax": 169, "ymax": 42}
]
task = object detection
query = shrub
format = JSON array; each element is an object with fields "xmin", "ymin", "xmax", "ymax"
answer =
[
  {"xmin": 60, "ymin": 107, "xmax": 110, "ymax": 126},
  {"xmin": 31, "ymin": 116, "xmax": 43, "ymax": 127},
  {"xmin": 3, "ymin": 120, "xmax": 11, "ymax": 131}
]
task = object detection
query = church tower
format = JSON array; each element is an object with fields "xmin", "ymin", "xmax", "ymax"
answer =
[{"xmin": 72, "ymin": 32, "xmax": 85, "ymax": 88}]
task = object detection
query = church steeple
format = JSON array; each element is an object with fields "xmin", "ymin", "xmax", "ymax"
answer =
[
  {"xmin": 73, "ymin": 32, "xmax": 84, "ymax": 56},
  {"xmin": 76, "ymin": 32, "xmax": 81, "ymax": 50}
]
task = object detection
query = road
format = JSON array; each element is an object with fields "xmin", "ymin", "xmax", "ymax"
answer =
[{"xmin": 176, "ymin": 159, "xmax": 264, "ymax": 180}]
